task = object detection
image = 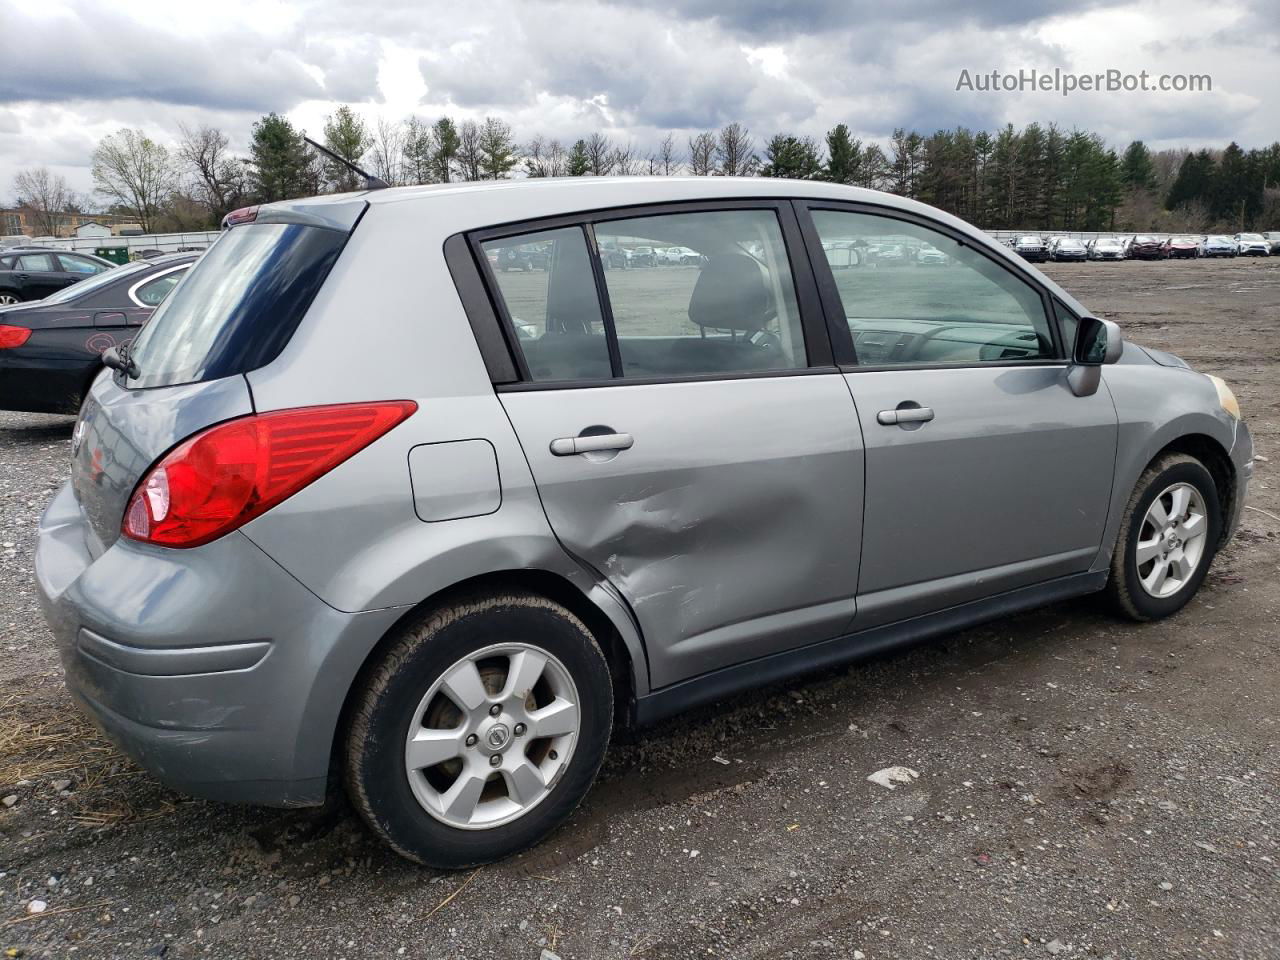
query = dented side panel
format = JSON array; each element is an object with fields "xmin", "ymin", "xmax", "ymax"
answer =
[{"xmin": 500, "ymin": 375, "xmax": 864, "ymax": 689}]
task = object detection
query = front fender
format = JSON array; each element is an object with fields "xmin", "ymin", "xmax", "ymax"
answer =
[{"xmin": 1093, "ymin": 361, "xmax": 1241, "ymax": 571}]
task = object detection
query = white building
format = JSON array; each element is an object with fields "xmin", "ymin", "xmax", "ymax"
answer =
[{"xmin": 74, "ymin": 221, "xmax": 112, "ymax": 239}]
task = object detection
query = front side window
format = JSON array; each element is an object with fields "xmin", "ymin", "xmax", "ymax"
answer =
[
  {"xmin": 17, "ymin": 253, "xmax": 55, "ymax": 272},
  {"xmin": 595, "ymin": 209, "xmax": 806, "ymax": 377},
  {"xmin": 809, "ymin": 210, "xmax": 1055, "ymax": 366},
  {"xmin": 481, "ymin": 227, "xmax": 611, "ymax": 382},
  {"xmin": 59, "ymin": 254, "xmax": 108, "ymax": 275}
]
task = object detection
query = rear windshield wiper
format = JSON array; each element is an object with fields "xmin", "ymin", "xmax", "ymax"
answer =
[{"xmin": 102, "ymin": 343, "xmax": 140, "ymax": 380}]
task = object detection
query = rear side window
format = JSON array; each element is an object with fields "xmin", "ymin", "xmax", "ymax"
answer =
[
  {"xmin": 126, "ymin": 223, "xmax": 347, "ymax": 388},
  {"xmin": 595, "ymin": 210, "xmax": 806, "ymax": 377},
  {"xmin": 134, "ymin": 269, "xmax": 185, "ymax": 307},
  {"xmin": 481, "ymin": 228, "xmax": 611, "ymax": 382},
  {"xmin": 479, "ymin": 207, "xmax": 807, "ymax": 383}
]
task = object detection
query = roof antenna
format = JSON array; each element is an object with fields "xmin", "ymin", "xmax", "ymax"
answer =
[{"xmin": 303, "ymin": 136, "xmax": 389, "ymax": 190}]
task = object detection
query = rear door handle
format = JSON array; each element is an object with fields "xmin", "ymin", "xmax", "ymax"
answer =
[
  {"xmin": 877, "ymin": 406, "xmax": 935, "ymax": 426},
  {"xmin": 550, "ymin": 433, "xmax": 634, "ymax": 456}
]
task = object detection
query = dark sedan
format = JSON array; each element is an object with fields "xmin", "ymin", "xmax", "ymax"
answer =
[
  {"xmin": 0, "ymin": 253, "xmax": 195, "ymax": 414},
  {"xmin": 0, "ymin": 249, "xmax": 115, "ymax": 304},
  {"xmin": 1128, "ymin": 235, "xmax": 1170, "ymax": 260}
]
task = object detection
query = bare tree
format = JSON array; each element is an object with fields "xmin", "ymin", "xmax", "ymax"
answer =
[
  {"xmin": 610, "ymin": 142, "xmax": 642, "ymax": 176},
  {"xmin": 687, "ymin": 131, "xmax": 719, "ymax": 176},
  {"xmin": 91, "ymin": 129, "xmax": 177, "ymax": 233},
  {"xmin": 456, "ymin": 120, "xmax": 484, "ymax": 181},
  {"xmin": 717, "ymin": 122, "xmax": 756, "ymax": 176},
  {"xmin": 584, "ymin": 132, "xmax": 615, "ymax": 176},
  {"xmin": 525, "ymin": 135, "xmax": 568, "ymax": 178},
  {"xmin": 12, "ymin": 167, "xmax": 77, "ymax": 237},
  {"xmin": 654, "ymin": 132, "xmax": 681, "ymax": 175},
  {"xmin": 369, "ymin": 117, "xmax": 405, "ymax": 186},
  {"xmin": 177, "ymin": 124, "xmax": 247, "ymax": 224}
]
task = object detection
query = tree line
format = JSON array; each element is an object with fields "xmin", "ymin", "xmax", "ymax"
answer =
[{"xmin": 10, "ymin": 108, "xmax": 1280, "ymax": 235}]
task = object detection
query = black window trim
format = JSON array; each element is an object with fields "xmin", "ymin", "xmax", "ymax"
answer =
[
  {"xmin": 456, "ymin": 197, "xmax": 838, "ymax": 391},
  {"xmin": 792, "ymin": 199, "xmax": 1069, "ymax": 372}
]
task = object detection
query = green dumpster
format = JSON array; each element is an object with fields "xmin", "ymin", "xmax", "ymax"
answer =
[{"xmin": 94, "ymin": 246, "xmax": 130, "ymax": 266}]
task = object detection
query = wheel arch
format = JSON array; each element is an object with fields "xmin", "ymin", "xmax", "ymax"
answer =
[
  {"xmin": 1143, "ymin": 432, "xmax": 1236, "ymax": 548},
  {"xmin": 328, "ymin": 567, "xmax": 647, "ymax": 793}
]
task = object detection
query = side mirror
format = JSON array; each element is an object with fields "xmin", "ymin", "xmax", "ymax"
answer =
[{"xmin": 1067, "ymin": 316, "xmax": 1122, "ymax": 397}]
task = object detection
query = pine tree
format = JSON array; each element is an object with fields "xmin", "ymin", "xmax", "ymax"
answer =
[
  {"xmin": 479, "ymin": 117, "xmax": 518, "ymax": 179},
  {"xmin": 566, "ymin": 140, "xmax": 591, "ymax": 176},
  {"xmin": 823, "ymin": 124, "xmax": 860, "ymax": 184},
  {"xmin": 759, "ymin": 135, "xmax": 823, "ymax": 179},
  {"xmin": 321, "ymin": 106, "xmax": 372, "ymax": 192},
  {"xmin": 247, "ymin": 113, "xmax": 311, "ymax": 203},
  {"xmin": 431, "ymin": 118, "xmax": 460, "ymax": 183},
  {"xmin": 1120, "ymin": 141, "xmax": 1158, "ymax": 191}
]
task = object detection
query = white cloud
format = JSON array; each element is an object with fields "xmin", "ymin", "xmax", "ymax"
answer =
[{"xmin": 0, "ymin": 0, "xmax": 1276, "ymax": 200}]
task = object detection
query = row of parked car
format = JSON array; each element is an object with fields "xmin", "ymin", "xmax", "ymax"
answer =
[
  {"xmin": 0, "ymin": 247, "xmax": 197, "ymax": 413},
  {"xmin": 1010, "ymin": 232, "xmax": 1280, "ymax": 262}
]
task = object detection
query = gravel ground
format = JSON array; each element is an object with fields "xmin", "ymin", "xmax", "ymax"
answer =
[{"xmin": 0, "ymin": 257, "xmax": 1276, "ymax": 959}]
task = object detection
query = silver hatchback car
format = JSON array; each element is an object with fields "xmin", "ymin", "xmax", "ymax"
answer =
[{"xmin": 36, "ymin": 179, "xmax": 1252, "ymax": 867}]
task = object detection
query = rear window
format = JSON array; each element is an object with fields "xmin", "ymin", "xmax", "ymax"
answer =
[{"xmin": 125, "ymin": 222, "xmax": 347, "ymax": 388}]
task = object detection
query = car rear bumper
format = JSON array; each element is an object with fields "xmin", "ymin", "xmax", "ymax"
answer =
[
  {"xmin": 35, "ymin": 481, "xmax": 407, "ymax": 807},
  {"xmin": 0, "ymin": 354, "xmax": 95, "ymax": 414}
]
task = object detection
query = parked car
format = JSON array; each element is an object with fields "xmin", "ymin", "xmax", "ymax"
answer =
[
  {"xmin": 1166, "ymin": 237, "xmax": 1201, "ymax": 259},
  {"xmin": 870, "ymin": 242, "xmax": 908, "ymax": 266},
  {"xmin": 0, "ymin": 253, "xmax": 194, "ymax": 413},
  {"xmin": 0, "ymin": 249, "xmax": 115, "ymax": 304},
  {"xmin": 1202, "ymin": 235, "xmax": 1239, "ymax": 258},
  {"xmin": 1234, "ymin": 233, "xmax": 1271, "ymax": 256},
  {"xmin": 1050, "ymin": 238, "xmax": 1088, "ymax": 262},
  {"xmin": 1012, "ymin": 235, "xmax": 1048, "ymax": 262},
  {"xmin": 1266, "ymin": 232, "xmax": 1280, "ymax": 255},
  {"xmin": 495, "ymin": 243, "xmax": 550, "ymax": 271},
  {"xmin": 36, "ymin": 181, "xmax": 1251, "ymax": 869},
  {"xmin": 1088, "ymin": 238, "xmax": 1126, "ymax": 261},
  {"xmin": 915, "ymin": 244, "xmax": 947, "ymax": 265},
  {"xmin": 598, "ymin": 244, "xmax": 630, "ymax": 270},
  {"xmin": 628, "ymin": 245, "xmax": 657, "ymax": 267},
  {"xmin": 1128, "ymin": 235, "xmax": 1170, "ymax": 260}
]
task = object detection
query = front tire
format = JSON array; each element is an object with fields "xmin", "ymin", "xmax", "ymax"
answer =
[
  {"xmin": 345, "ymin": 592, "xmax": 613, "ymax": 868},
  {"xmin": 1107, "ymin": 453, "xmax": 1221, "ymax": 621}
]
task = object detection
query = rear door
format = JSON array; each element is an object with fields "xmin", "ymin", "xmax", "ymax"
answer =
[
  {"xmin": 799, "ymin": 202, "xmax": 1117, "ymax": 627},
  {"xmin": 483, "ymin": 202, "xmax": 864, "ymax": 689},
  {"xmin": 13, "ymin": 253, "xmax": 63, "ymax": 299}
]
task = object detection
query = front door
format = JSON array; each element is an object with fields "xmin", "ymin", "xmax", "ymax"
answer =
[
  {"xmin": 803, "ymin": 205, "xmax": 1117, "ymax": 627},
  {"xmin": 482, "ymin": 205, "xmax": 865, "ymax": 688}
]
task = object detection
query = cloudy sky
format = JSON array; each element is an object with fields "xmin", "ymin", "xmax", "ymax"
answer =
[{"xmin": 1, "ymin": 0, "xmax": 1276, "ymax": 199}]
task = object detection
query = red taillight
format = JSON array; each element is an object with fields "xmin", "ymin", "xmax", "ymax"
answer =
[
  {"xmin": 0, "ymin": 324, "xmax": 32, "ymax": 349},
  {"xmin": 122, "ymin": 401, "xmax": 416, "ymax": 548},
  {"xmin": 221, "ymin": 205, "xmax": 259, "ymax": 229}
]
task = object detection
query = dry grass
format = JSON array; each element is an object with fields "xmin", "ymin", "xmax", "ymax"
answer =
[
  {"xmin": 0, "ymin": 689, "xmax": 191, "ymax": 829},
  {"xmin": 0, "ymin": 692, "xmax": 119, "ymax": 787}
]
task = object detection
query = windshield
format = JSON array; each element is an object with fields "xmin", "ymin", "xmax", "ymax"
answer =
[
  {"xmin": 1172, "ymin": 237, "xmax": 1198, "ymax": 244},
  {"xmin": 1017, "ymin": 237, "xmax": 1040, "ymax": 244},
  {"xmin": 126, "ymin": 222, "xmax": 348, "ymax": 389},
  {"xmin": 39, "ymin": 261, "xmax": 148, "ymax": 304},
  {"xmin": 1135, "ymin": 236, "xmax": 1157, "ymax": 243},
  {"xmin": 1239, "ymin": 234, "xmax": 1263, "ymax": 241}
]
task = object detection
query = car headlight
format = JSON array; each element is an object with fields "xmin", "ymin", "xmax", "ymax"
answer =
[{"xmin": 1206, "ymin": 375, "xmax": 1241, "ymax": 419}]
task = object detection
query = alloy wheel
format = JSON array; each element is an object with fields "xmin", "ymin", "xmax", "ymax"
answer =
[
  {"xmin": 403, "ymin": 642, "xmax": 580, "ymax": 830},
  {"xmin": 1136, "ymin": 482, "xmax": 1209, "ymax": 599}
]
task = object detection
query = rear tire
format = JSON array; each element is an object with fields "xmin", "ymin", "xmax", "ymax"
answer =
[
  {"xmin": 0, "ymin": 290, "xmax": 20, "ymax": 305},
  {"xmin": 1107, "ymin": 453, "xmax": 1221, "ymax": 621},
  {"xmin": 345, "ymin": 592, "xmax": 613, "ymax": 868}
]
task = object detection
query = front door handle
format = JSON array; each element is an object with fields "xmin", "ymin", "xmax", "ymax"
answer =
[
  {"xmin": 877, "ymin": 406, "xmax": 935, "ymax": 426},
  {"xmin": 550, "ymin": 432, "xmax": 634, "ymax": 456}
]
